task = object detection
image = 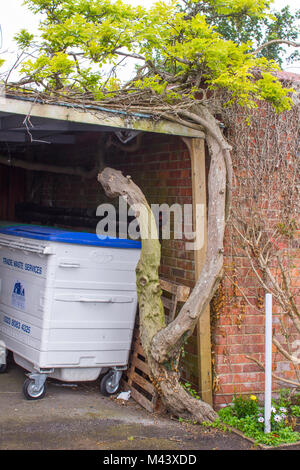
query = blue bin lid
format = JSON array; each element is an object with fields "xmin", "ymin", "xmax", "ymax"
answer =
[{"xmin": 0, "ymin": 225, "xmax": 141, "ymax": 249}]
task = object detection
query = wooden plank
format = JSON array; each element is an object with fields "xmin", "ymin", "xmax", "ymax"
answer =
[
  {"xmin": 159, "ymin": 278, "xmax": 179, "ymax": 295},
  {"xmin": 121, "ymin": 377, "xmax": 156, "ymax": 413},
  {"xmin": 169, "ymin": 293, "xmax": 178, "ymax": 323},
  {"xmin": 130, "ymin": 388, "xmax": 157, "ymax": 413},
  {"xmin": 0, "ymin": 96, "xmax": 205, "ymax": 139},
  {"xmin": 133, "ymin": 357, "xmax": 151, "ymax": 376},
  {"xmin": 126, "ymin": 356, "xmax": 137, "ymax": 387},
  {"xmin": 159, "ymin": 278, "xmax": 190, "ymax": 301},
  {"xmin": 123, "ymin": 278, "xmax": 191, "ymax": 413},
  {"xmin": 159, "ymin": 278, "xmax": 190, "ymax": 324},
  {"xmin": 131, "ymin": 372, "xmax": 155, "ymax": 395},
  {"xmin": 188, "ymin": 137, "xmax": 213, "ymax": 406},
  {"xmin": 129, "ymin": 348, "xmax": 150, "ymax": 374},
  {"xmin": 135, "ymin": 342, "xmax": 146, "ymax": 357}
]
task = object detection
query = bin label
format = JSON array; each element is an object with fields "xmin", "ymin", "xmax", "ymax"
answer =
[
  {"xmin": 2, "ymin": 257, "xmax": 43, "ymax": 275},
  {"xmin": 11, "ymin": 281, "xmax": 26, "ymax": 310},
  {"xmin": 2, "ymin": 315, "xmax": 31, "ymax": 335}
]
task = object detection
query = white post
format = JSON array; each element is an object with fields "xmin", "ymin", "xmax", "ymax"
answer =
[{"xmin": 264, "ymin": 293, "xmax": 272, "ymax": 434}]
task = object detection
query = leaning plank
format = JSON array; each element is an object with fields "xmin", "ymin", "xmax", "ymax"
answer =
[
  {"xmin": 159, "ymin": 278, "xmax": 190, "ymax": 302},
  {"xmin": 134, "ymin": 357, "xmax": 151, "ymax": 377},
  {"xmin": 122, "ymin": 278, "xmax": 190, "ymax": 413},
  {"xmin": 131, "ymin": 371, "xmax": 155, "ymax": 395},
  {"xmin": 130, "ymin": 388, "xmax": 156, "ymax": 413}
]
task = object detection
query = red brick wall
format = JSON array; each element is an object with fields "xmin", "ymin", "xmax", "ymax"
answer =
[
  {"xmin": 107, "ymin": 133, "xmax": 200, "ymax": 386},
  {"xmin": 39, "ymin": 133, "xmax": 195, "ymax": 286},
  {"xmin": 36, "ymin": 132, "xmax": 200, "ymax": 388},
  {"xmin": 212, "ymin": 99, "xmax": 300, "ymax": 408},
  {"xmin": 212, "ymin": 248, "xmax": 299, "ymax": 409},
  {"xmin": 212, "ymin": 265, "xmax": 267, "ymax": 407},
  {"xmin": 107, "ymin": 133, "xmax": 196, "ymax": 288}
]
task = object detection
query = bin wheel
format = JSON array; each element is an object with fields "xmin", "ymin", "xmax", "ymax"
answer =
[
  {"xmin": 100, "ymin": 371, "xmax": 120, "ymax": 396},
  {"xmin": 0, "ymin": 363, "xmax": 7, "ymax": 374},
  {"xmin": 22, "ymin": 378, "xmax": 46, "ymax": 400},
  {"xmin": 0, "ymin": 350, "xmax": 9, "ymax": 373}
]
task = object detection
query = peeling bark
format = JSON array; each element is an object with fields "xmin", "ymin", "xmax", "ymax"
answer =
[{"xmin": 98, "ymin": 168, "xmax": 165, "ymax": 355}]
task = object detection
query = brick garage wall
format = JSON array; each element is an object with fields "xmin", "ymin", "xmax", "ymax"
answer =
[
  {"xmin": 212, "ymin": 96, "xmax": 300, "ymax": 409},
  {"xmin": 106, "ymin": 133, "xmax": 200, "ymax": 386},
  {"xmin": 35, "ymin": 131, "xmax": 200, "ymax": 389},
  {"xmin": 107, "ymin": 133, "xmax": 195, "ymax": 288},
  {"xmin": 38, "ymin": 132, "xmax": 195, "ymax": 287},
  {"xmin": 213, "ymin": 245, "xmax": 299, "ymax": 409}
]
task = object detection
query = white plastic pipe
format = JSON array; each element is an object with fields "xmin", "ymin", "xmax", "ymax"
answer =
[{"xmin": 264, "ymin": 293, "xmax": 273, "ymax": 433}]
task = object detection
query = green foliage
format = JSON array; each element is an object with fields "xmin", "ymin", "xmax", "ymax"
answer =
[
  {"xmin": 201, "ymin": 417, "xmax": 229, "ymax": 432},
  {"xmin": 202, "ymin": 4, "xmax": 300, "ymax": 66},
  {"xmin": 256, "ymin": 72, "xmax": 294, "ymax": 113},
  {"xmin": 183, "ymin": 0, "xmax": 272, "ymax": 18},
  {"xmin": 14, "ymin": 29, "xmax": 35, "ymax": 49},
  {"xmin": 231, "ymin": 393, "xmax": 259, "ymax": 418},
  {"xmin": 8, "ymin": 0, "xmax": 298, "ymax": 113},
  {"xmin": 181, "ymin": 381, "xmax": 201, "ymax": 400},
  {"xmin": 291, "ymin": 405, "xmax": 300, "ymax": 417},
  {"xmin": 276, "ymin": 389, "xmax": 300, "ymax": 417},
  {"xmin": 218, "ymin": 392, "xmax": 300, "ymax": 446},
  {"xmin": 276, "ymin": 219, "xmax": 298, "ymax": 238},
  {"xmin": 178, "ymin": 416, "xmax": 198, "ymax": 424}
]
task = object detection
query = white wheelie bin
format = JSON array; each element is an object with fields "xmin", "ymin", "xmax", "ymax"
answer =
[{"xmin": 0, "ymin": 225, "xmax": 141, "ymax": 400}]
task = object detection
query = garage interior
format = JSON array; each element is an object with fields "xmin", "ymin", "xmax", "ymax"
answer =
[{"xmin": 0, "ymin": 93, "xmax": 211, "ymax": 406}]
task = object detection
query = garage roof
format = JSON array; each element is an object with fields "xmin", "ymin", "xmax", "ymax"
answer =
[{"xmin": 0, "ymin": 93, "xmax": 204, "ymax": 145}]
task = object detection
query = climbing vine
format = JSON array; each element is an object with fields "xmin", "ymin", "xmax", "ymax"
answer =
[{"xmin": 212, "ymin": 92, "xmax": 300, "ymax": 393}]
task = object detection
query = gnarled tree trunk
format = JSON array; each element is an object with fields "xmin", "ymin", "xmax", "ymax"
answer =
[{"xmin": 98, "ymin": 107, "xmax": 231, "ymax": 423}]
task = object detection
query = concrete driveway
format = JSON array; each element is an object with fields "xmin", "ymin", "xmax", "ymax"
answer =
[{"xmin": 0, "ymin": 359, "xmax": 259, "ymax": 451}]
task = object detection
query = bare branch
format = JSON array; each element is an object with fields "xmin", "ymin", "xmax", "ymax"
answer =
[
  {"xmin": 224, "ymin": 272, "xmax": 261, "ymax": 312},
  {"xmin": 246, "ymin": 355, "xmax": 300, "ymax": 388},
  {"xmin": 252, "ymin": 39, "xmax": 300, "ymax": 56},
  {"xmin": 273, "ymin": 337, "xmax": 300, "ymax": 366}
]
